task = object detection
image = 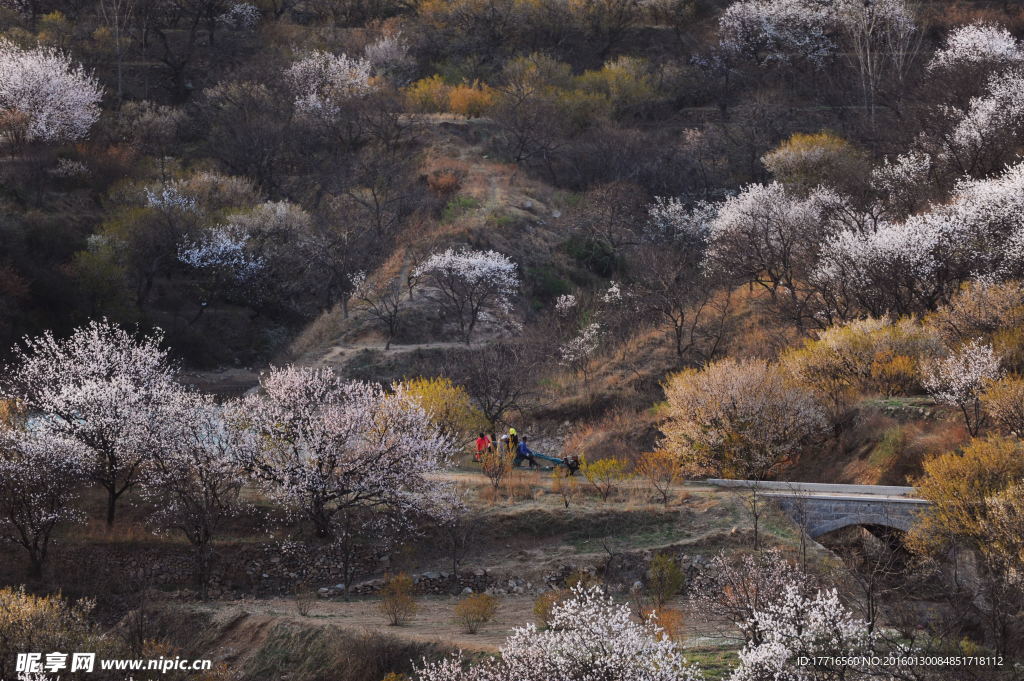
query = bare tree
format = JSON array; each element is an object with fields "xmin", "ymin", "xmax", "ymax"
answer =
[
  {"xmin": 446, "ymin": 342, "xmax": 543, "ymax": 428},
  {"xmin": 100, "ymin": 0, "xmax": 136, "ymax": 101}
]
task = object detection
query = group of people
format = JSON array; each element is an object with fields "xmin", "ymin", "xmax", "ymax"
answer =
[{"xmin": 473, "ymin": 429, "xmax": 580, "ymax": 474}]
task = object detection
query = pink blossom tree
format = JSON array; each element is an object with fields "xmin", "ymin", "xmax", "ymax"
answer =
[
  {"xmin": 415, "ymin": 585, "xmax": 703, "ymax": 681},
  {"xmin": 0, "ymin": 39, "xmax": 103, "ymax": 148},
  {"xmin": 231, "ymin": 366, "xmax": 453, "ymax": 589},
  {"xmin": 413, "ymin": 248, "xmax": 519, "ymax": 344},
  {"xmin": 0, "ymin": 427, "xmax": 88, "ymax": 577},
  {"xmin": 1, "ymin": 319, "xmax": 178, "ymax": 527}
]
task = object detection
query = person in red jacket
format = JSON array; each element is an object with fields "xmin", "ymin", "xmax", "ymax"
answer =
[{"xmin": 474, "ymin": 432, "xmax": 491, "ymax": 462}]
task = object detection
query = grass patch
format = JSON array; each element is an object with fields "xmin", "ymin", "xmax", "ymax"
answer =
[
  {"xmin": 442, "ymin": 196, "xmax": 481, "ymax": 222},
  {"xmin": 685, "ymin": 646, "xmax": 739, "ymax": 680},
  {"xmin": 868, "ymin": 426, "xmax": 906, "ymax": 469}
]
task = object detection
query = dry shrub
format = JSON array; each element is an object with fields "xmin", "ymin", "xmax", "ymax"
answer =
[
  {"xmin": 982, "ymin": 375, "xmax": 1024, "ymax": 435},
  {"xmin": 533, "ymin": 590, "xmax": 569, "ymax": 627},
  {"xmin": 427, "ymin": 168, "xmax": 464, "ymax": 199},
  {"xmin": 453, "ymin": 593, "xmax": 498, "ymax": 634},
  {"xmin": 294, "ymin": 582, "xmax": 316, "ymax": 617},
  {"xmin": 551, "ymin": 467, "xmax": 579, "ymax": 508},
  {"xmin": 504, "ymin": 469, "xmax": 533, "ymax": 502},
  {"xmin": 480, "ymin": 448, "xmax": 511, "ymax": 495},
  {"xmin": 642, "ymin": 607, "xmax": 685, "ymax": 641},
  {"xmin": 379, "ymin": 573, "xmax": 418, "ymax": 626}
]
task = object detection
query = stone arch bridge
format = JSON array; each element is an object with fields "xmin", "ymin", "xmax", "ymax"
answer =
[{"xmin": 707, "ymin": 479, "xmax": 931, "ymax": 538}]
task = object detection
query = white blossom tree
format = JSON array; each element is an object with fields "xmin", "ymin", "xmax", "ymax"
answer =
[
  {"xmin": 645, "ymin": 197, "xmax": 715, "ymax": 247},
  {"xmin": 728, "ymin": 583, "xmax": 876, "ymax": 681},
  {"xmin": 350, "ymin": 270, "xmax": 404, "ymax": 350},
  {"xmin": 923, "ymin": 340, "xmax": 1002, "ymax": 436},
  {"xmin": 0, "ymin": 427, "xmax": 88, "ymax": 578},
  {"xmin": 559, "ymin": 322, "xmax": 602, "ymax": 396},
  {"xmin": 413, "ymin": 248, "xmax": 519, "ymax": 344},
  {"xmin": 415, "ymin": 585, "xmax": 704, "ymax": 681},
  {"xmin": 704, "ymin": 183, "xmax": 845, "ymax": 329},
  {"xmin": 870, "ymin": 150, "xmax": 933, "ymax": 218},
  {"xmin": 142, "ymin": 390, "xmax": 255, "ymax": 598},
  {"xmin": 928, "ymin": 23, "xmax": 1024, "ymax": 74},
  {"xmin": 690, "ymin": 550, "xmax": 814, "ymax": 646},
  {"xmin": 943, "ymin": 67, "xmax": 1024, "ymax": 175},
  {"xmin": 231, "ymin": 366, "xmax": 453, "ymax": 588},
  {"xmin": 718, "ymin": 0, "xmax": 836, "ymax": 67},
  {"xmin": 0, "ymin": 39, "xmax": 103, "ymax": 147},
  {"xmin": 285, "ymin": 51, "xmax": 374, "ymax": 118},
  {"xmin": 178, "ymin": 225, "xmax": 266, "ymax": 283},
  {"xmin": 816, "ymin": 160, "xmax": 1024, "ymax": 319},
  {"xmin": 1, "ymin": 320, "xmax": 178, "ymax": 527}
]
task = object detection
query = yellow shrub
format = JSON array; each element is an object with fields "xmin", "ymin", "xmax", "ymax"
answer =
[
  {"xmin": 642, "ymin": 606, "xmax": 685, "ymax": 641},
  {"xmin": 783, "ymin": 317, "xmax": 943, "ymax": 408},
  {"xmin": 0, "ymin": 588, "xmax": 112, "ymax": 680},
  {"xmin": 454, "ymin": 593, "xmax": 498, "ymax": 633},
  {"xmin": 405, "ymin": 75, "xmax": 451, "ymax": 113},
  {"xmin": 395, "ymin": 376, "xmax": 487, "ymax": 446},
  {"xmin": 761, "ymin": 131, "xmax": 868, "ymax": 190},
  {"xmin": 636, "ymin": 450, "xmax": 682, "ymax": 505},
  {"xmin": 580, "ymin": 456, "xmax": 631, "ymax": 501},
  {"xmin": 576, "ymin": 56, "xmax": 658, "ymax": 119},
  {"xmin": 982, "ymin": 374, "xmax": 1024, "ymax": 435},
  {"xmin": 448, "ymin": 82, "xmax": 496, "ymax": 118},
  {"xmin": 533, "ymin": 589, "xmax": 568, "ymax": 627},
  {"xmin": 379, "ymin": 573, "xmax": 418, "ymax": 626}
]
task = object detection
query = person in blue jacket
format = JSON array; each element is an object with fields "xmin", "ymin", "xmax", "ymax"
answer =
[{"xmin": 513, "ymin": 437, "xmax": 539, "ymax": 468}]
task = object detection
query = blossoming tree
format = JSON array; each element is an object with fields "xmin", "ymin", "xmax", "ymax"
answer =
[
  {"xmin": 0, "ymin": 427, "xmax": 88, "ymax": 577},
  {"xmin": 285, "ymin": 51, "xmax": 374, "ymax": 118},
  {"xmin": 415, "ymin": 585, "xmax": 704, "ymax": 681},
  {"xmin": 1, "ymin": 319, "xmax": 178, "ymax": 527},
  {"xmin": 142, "ymin": 389, "xmax": 255, "ymax": 598},
  {"xmin": 231, "ymin": 366, "xmax": 453, "ymax": 588},
  {"xmin": 661, "ymin": 358, "xmax": 827, "ymax": 548},
  {"xmin": 0, "ymin": 39, "xmax": 103, "ymax": 148},
  {"xmin": 923, "ymin": 340, "xmax": 1002, "ymax": 436},
  {"xmin": 413, "ymin": 248, "xmax": 519, "ymax": 344},
  {"xmin": 729, "ymin": 583, "xmax": 876, "ymax": 681}
]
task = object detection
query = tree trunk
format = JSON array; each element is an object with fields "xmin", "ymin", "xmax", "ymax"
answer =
[{"xmin": 106, "ymin": 488, "xmax": 118, "ymax": 527}]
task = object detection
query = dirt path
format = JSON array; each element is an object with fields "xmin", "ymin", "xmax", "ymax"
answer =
[
  {"xmin": 188, "ymin": 593, "xmax": 733, "ymax": 655},
  {"xmin": 316, "ymin": 340, "xmax": 472, "ymax": 366}
]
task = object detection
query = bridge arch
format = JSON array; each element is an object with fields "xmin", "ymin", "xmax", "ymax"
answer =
[{"xmin": 808, "ymin": 513, "xmax": 913, "ymax": 538}]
